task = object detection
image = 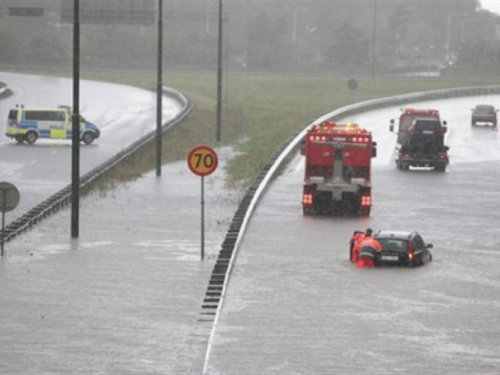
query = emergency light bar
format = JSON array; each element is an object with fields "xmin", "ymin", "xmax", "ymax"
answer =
[
  {"xmin": 308, "ymin": 135, "xmax": 371, "ymax": 143},
  {"xmin": 404, "ymin": 108, "xmax": 439, "ymax": 116}
]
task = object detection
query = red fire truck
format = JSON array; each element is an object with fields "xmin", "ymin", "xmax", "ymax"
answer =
[
  {"xmin": 301, "ymin": 121, "xmax": 377, "ymax": 216},
  {"xmin": 389, "ymin": 108, "xmax": 449, "ymax": 172}
]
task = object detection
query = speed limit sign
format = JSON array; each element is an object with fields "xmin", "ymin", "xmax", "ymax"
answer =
[
  {"xmin": 187, "ymin": 145, "xmax": 218, "ymax": 177},
  {"xmin": 187, "ymin": 145, "xmax": 219, "ymax": 261}
]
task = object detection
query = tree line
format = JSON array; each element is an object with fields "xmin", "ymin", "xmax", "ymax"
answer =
[{"xmin": 0, "ymin": 0, "xmax": 498, "ymax": 76}]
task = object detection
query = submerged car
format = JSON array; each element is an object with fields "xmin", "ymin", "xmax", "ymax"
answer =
[
  {"xmin": 373, "ymin": 230, "xmax": 433, "ymax": 267},
  {"xmin": 471, "ymin": 104, "xmax": 497, "ymax": 127}
]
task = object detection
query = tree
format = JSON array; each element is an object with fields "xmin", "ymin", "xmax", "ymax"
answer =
[
  {"xmin": 324, "ymin": 22, "xmax": 370, "ymax": 74},
  {"xmin": 244, "ymin": 8, "xmax": 292, "ymax": 71}
]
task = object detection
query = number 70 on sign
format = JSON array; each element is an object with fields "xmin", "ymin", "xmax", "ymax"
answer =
[{"xmin": 187, "ymin": 145, "xmax": 218, "ymax": 177}]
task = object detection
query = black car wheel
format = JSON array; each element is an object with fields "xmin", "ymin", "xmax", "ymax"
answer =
[{"xmin": 81, "ymin": 132, "xmax": 95, "ymax": 145}]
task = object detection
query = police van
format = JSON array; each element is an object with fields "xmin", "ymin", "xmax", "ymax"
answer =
[{"xmin": 6, "ymin": 105, "xmax": 100, "ymax": 145}]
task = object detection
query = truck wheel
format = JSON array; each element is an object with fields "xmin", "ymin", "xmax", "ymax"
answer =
[
  {"xmin": 435, "ymin": 164, "xmax": 446, "ymax": 172},
  {"xmin": 471, "ymin": 120, "xmax": 476, "ymax": 126},
  {"xmin": 302, "ymin": 206, "xmax": 312, "ymax": 216},
  {"xmin": 15, "ymin": 135, "xmax": 25, "ymax": 144},
  {"xmin": 396, "ymin": 160, "xmax": 403, "ymax": 170},
  {"xmin": 25, "ymin": 131, "xmax": 38, "ymax": 145},
  {"xmin": 359, "ymin": 208, "xmax": 370, "ymax": 217},
  {"xmin": 81, "ymin": 132, "xmax": 95, "ymax": 145}
]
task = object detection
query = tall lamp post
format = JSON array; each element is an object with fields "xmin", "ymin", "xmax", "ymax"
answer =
[
  {"xmin": 290, "ymin": 7, "xmax": 309, "ymax": 69},
  {"xmin": 71, "ymin": 0, "xmax": 80, "ymax": 238},
  {"xmin": 371, "ymin": 0, "xmax": 377, "ymax": 78},
  {"xmin": 216, "ymin": 0, "xmax": 223, "ymax": 142},
  {"xmin": 156, "ymin": 0, "xmax": 163, "ymax": 176},
  {"xmin": 446, "ymin": 13, "xmax": 466, "ymax": 62}
]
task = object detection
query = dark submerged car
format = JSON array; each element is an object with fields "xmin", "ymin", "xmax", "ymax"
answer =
[{"xmin": 374, "ymin": 230, "xmax": 433, "ymax": 267}]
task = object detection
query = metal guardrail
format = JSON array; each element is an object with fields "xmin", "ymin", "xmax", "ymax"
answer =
[
  {"xmin": 200, "ymin": 84, "xmax": 500, "ymax": 373},
  {"xmin": 0, "ymin": 87, "xmax": 191, "ymax": 244}
]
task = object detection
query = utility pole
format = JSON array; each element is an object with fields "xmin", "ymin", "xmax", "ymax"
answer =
[
  {"xmin": 71, "ymin": 0, "xmax": 80, "ymax": 239},
  {"xmin": 446, "ymin": 13, "xmax": 466, "ymax": 62},
  {"xmin": 216, "ymin": 0, "xmax": 223, "ymax": 142},
  {"xmin": 156, "ymin": 0, "xmax": 163, "ymax": 176},
  {"xmin": 371, "ymin": 0, "xmax": 377, "ymax": 79}
]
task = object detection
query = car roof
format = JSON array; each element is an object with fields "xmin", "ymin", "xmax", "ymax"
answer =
[
  {"xmin": 375, "ymin": 230, "xmax": 416, "ymax": 240},
  {"xmin": 13, "ymin": 108, "xmax": 67, "ymax": 112},
  {"xmin": 474, "ymin": 104, "xmax": 495, "ymax": 109}
]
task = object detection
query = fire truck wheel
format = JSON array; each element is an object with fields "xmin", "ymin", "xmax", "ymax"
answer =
[{"xmin": 359, "ymin": 208, "xmax": 370, "ymax": 217}]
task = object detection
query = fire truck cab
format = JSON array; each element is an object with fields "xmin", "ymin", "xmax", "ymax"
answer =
[{"xmin": 302, "ymin": 121, "xmax": 377, "ymax": 216}]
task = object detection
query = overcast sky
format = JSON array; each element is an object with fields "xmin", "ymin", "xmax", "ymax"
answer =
[{"xmin": 481, "ymin": 0, "xmax": 500, "ymax": 14}]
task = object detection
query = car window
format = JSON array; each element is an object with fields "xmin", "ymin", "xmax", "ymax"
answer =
[
  {"xmin": 413, "ymin": 119, "xmax": 440, "ymax": 132},
  {"xmin": 377, "ymin": 238, "xmax": 408, "ymax": 253},
  {"xmin": 24, "ymin": 110, "xmax": 65, "ymax": 122},
  {"xmin": 475, "ymin": 105, "xmax": 494, "ymax": 112},
  {"xmin": 412, "ymin": 235, "xmax": 425, "ymax": 250},
  {"xmin": 8, "ymin": 110, "xmax": 17, "ymax": 120}
]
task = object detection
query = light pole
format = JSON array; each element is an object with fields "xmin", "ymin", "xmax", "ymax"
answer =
[
  {"xmin": 71, "ymin": 0, "xmax": 80, "ymax": 238},
  {"xmin": 291, "ymin": 7, "xmax": 309, "ymax": 44},
  {"xmin": 371, "ymin": 0, "xmax": 377, "ymax": 78},
  {"xmin": 206, "ymin": 1, "xmax": 214, "ymax": 34},
  {"xmin": 427, "ymin": 45, "xmax": 435, "ymax": 73},
  {"xmin": 411, "ymin": 47, "xmax": 419, "ymax": 75},
  {"xmin": 156, "ymin": 0, "xmax": 163, "ymax": 176},
  {"xmin": 216, "ymin": 0, "xmax": 223, "ymax": 142},
  {"xmin": 287, "ymin": 7, "xmax": 308, "ymax": 70},
  {"xmin": 446, "ymin": 13, "xmax": 466, "ymax": 62}
]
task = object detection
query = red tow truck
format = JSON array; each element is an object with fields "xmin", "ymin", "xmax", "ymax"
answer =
[
  {"xmin": 301, "ymin": 121, "xmax": 377, "ymax": 216},
  {"xmin": 389, "ymin": 108, "xmax": 449, "ymax": 172}
]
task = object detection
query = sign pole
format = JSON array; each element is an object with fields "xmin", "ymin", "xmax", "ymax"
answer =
[
  {"xmin": 201, "ymin": 176, "xmax": 205, "ymax": 261},
  {"xmin": 0, "ymin": 182, "xmax": 20, "ymax": 259},
  {"xmin": 187, "ymin": 146, "xmax": 219, "ymax": 262},
  {"xmin": 1, "ymin": 191, "xmax": 5, "ymax": 258}
]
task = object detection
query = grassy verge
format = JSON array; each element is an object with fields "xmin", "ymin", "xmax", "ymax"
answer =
[
  {"xmin": 5, "ymin": 68, "xmax": 500, "ymax": 189},
  {"xmin": 129, "ymin": 72, "xmax": 500, "ymax": 188}
]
